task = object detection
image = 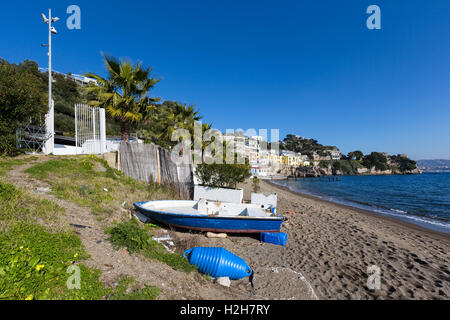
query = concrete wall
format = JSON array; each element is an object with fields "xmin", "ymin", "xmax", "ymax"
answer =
[
  {"xmin": 193, "ymin": 185, "xmax": 243, "ymax": 203},
  {"xmin": 101, "ymin": 151, "xmax": 119, "ymax": 170}
]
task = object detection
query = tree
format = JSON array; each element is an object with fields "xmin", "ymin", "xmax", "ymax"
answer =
[
  {"xmin": 85, "ymin": 54, "xmax": 160, "ymax": 142},
  {"xmin": 252, "ymin": 176, "xmax": 260, "ymax": 193},
  {"xmin": 157, "ymin": 102, "xmax": 201, "ymax": 151},
  {"xmin": 348, "ymin": 150, "xmax": 363, "ymax": 161},
  {"xmin": 353, "ymin": 150, "xmax": 364, "ymax": 160},
  {"xmin": 390, "ymin": 154, "xmax": 417, "ymax": 172},
  {"xmin": 362, "ymin": 152, "xmax": 389, "ymax": 171},
  {"xmin": 0, "ymin": 63, "xmax": 47, "ymax": 155}
]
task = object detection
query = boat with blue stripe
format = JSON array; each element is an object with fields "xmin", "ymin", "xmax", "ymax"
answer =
[{"xmin": 133, "ymin": 199, "xmax": 284, "ymax": 233}]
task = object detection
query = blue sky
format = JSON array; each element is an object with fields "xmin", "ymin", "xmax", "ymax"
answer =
[{"xmin": 1, "ymin": 0, "xmax": 449, "ymax": 159}]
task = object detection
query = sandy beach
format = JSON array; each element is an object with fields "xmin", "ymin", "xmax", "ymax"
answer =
[
  {"xmin": 173, "ymin": 179, "xmax": 450, "ymax": 300},
  {"xmin": 3, "ymin": 157, "xmax": 449, "ymax": 300}
]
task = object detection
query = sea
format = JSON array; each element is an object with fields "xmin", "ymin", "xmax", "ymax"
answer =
[{"xmin": 273, "ymin": 173, "xmax": 450, "ymax": 234}]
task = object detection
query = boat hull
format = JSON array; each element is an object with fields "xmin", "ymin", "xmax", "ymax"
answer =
[{"xmin": 134, "ymin": 201, "xmax": 284, "ymax": 233}]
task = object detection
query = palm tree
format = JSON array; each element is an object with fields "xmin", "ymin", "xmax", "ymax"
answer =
[
  {"xmin": 158, "ymin": 102, "xmax": 202, "ymax": 152},
  {"xmin": 84, "ymin": 54, "xmax": 160, "ymax": 142}
]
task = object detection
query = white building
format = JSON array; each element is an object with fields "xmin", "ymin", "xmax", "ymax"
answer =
[
  {"xmin": 251, "ymin": 165, "xmax": 270, "ymax": 177},
  {"xmin": 327, "ymin": 150, "xmax": 342, "ymax": 160}
]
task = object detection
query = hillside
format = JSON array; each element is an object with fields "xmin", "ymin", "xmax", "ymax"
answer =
[
  {"xmin": 416, "ymin": 160, "xmax": 450, "ymax": 173},
  {"xmin": 280, "ymin": 134, "xmax": 420, "ymax": 176},
  {"xmin": 280, "ymin": 134, "xmax": 339, "ymax": 158},
  {"xmin": 0, "ymin": 58, "xmax": 121, "ymax": 137}
]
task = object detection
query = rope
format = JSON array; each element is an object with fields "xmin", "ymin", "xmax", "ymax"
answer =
[{"xmin": 261, "ymin": 266, "xmax": 319, "ymax": 300}]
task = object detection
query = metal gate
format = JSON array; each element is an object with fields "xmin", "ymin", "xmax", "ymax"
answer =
[{"xmin": 75, "ymin": 104, "xmax": 106, "ymax": 154}]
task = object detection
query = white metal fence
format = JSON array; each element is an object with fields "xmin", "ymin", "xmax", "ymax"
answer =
[{"xmin": 75, "ymin": 104, "xmax": 106, "ymax": 154}]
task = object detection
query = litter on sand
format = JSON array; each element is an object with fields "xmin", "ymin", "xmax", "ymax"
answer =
[
  {"xmin": 206, "ymin": 232, "xmax": 227, "ymax": 238},
  {"xmin": 260, "ymin": 232, "xmax": 288, "ymax": 246},
  {"xmin": 216, "ymin": 277, "xmax": 231, "ymax": 287},
  {"xmin": 152, "ymin": 234, "xmax": 175, "ymax": 253}
]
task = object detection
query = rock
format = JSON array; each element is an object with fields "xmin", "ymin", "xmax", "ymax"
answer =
[
  {"xmin": 36, "ymin": 187, "xmax": 51, "ymax": 194},
  {"xmin": 357, "ymin": 167, "xmax": 368, "ymax": 174},
  {"xmin": 206, "ymin": 232, "xmax": 227, "ymax": 238},
  {"xmin": 216, "ymin": 277, "xmax": 231, "ymax": 287}
]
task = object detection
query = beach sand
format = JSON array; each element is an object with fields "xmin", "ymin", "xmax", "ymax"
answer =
[{"xmin": 173, "ymin": 179, "xmax": 450, "ymax": 300}]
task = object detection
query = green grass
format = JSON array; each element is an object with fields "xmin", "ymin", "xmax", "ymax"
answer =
[
  {"xmin": 0, "ymin": 179, "xmax": 66, "ymax": 233},
  {"xmin": 0, "ymin": 178, "xmax": 105, "ymax": 300},
  {"xmin": 0, "ymin": 216, "xmax": 108, "ymax": 300},
  {"xmin": 0, "ymin": 156, "xmax": 38, "ymax": 176},
  {"xmin": 108, "ymin": 276, "xmax": 159, "ymax": 300},
  {"xmin": 0, "ymin": 155, "xmax": 176, "ymax": 299},
  {"xmin": 0, "ymin": 179, "xmax": 160, "ymax": 300},
  {"xmin": 106, "ymin": 218, "xmax": 197, "ymax": 273},
  {"xmin": 0, "ymin": 224, "xmax": 160, "ymax": 300}
]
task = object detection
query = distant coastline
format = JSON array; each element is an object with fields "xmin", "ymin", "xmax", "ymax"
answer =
[
  {"xmin": 265, "ymin": 180, "xmax": 450, "ymax": 238},
  {"xmin": 269, "ymin": 173, "xmax": 450, "ymax": 235},
  {"xmin": 417, "ymin": 159, "xmax": 450, "ymax": 173}
]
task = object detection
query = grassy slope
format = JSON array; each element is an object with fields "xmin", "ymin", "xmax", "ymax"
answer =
[
  {"xmin": 0, "ymin": 155, "xmax": 189, "ymax": 300},
  {"xmin": 25, "ymin": 155, "xmax": 179, "ymax": 217}
]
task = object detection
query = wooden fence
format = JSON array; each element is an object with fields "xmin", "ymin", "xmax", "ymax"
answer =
[{"xmin": 119, "ymin": 142, "xmax": 193, "ymax": 199}]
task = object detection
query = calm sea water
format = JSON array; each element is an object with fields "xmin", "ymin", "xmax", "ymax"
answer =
[{"xmin": 273, "ymin": 173, "xmax": 450, "ymax": 234}]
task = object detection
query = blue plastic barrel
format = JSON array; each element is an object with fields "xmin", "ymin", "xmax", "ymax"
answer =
[
  {"xmin": 260, "ymin": 232, "xmax": 287, "ymax": 246},
  {"xmin": 183, "ymin": 247, "xmax": 252, "ymax": 280}
]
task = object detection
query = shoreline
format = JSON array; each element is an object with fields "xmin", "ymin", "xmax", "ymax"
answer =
[
  {"xmin": 245, "ymin": 179, "xmax": 450, "ymax": 299},
  {"xmin": 264, "ymin": 180, "xmax": 450, "ymax": 240},
  {"xmin": 265, "ymin": 180, "xmax": 450, "ymax": 241}
]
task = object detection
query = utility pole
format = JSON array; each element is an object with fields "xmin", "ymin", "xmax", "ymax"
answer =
[{"xmin": 41, "ymin": 9, "xmax": 59, "ymax": 154}]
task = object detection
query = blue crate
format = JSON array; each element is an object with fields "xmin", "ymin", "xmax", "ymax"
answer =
[{"xmin": 260, "ymin": 232, "xmax": 287, "ymax": 246}]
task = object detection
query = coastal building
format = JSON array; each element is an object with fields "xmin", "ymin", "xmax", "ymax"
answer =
[
  {"xmin": 225, "ymin": 133, "xmax": 314, "ymax": 176},
  {"xmin": 39, "ymin": 67, "xmax": 98, "ymax": 86},
  {"xmin": 327, "ymin": 150, "xmax": 342, "ymax": 160},
  {"xmin": 279, "ymin": 150, "xmax": 306, "ymax": 167},
  {"xmin": 245, "ymin": 135, "xmax": 263, "ymax": 165},
  {"xmin": 250, "ymin": 165, "xmax": 270, "ymax": 177}
]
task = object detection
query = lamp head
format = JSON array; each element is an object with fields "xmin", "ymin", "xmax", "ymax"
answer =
[{"xmin": 41, "ymin": 13, "xmax": 48, "ymax": 23}]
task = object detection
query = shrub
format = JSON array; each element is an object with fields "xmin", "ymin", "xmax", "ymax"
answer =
[
  {"xmin": 106, "ymin": 219, "xmax": 196, "ymax": 272},
  {"xmin": 332, "ymin": 160, "xmax": 356, "ymax": 175},
  {"xmin": 319, "ymin": 160, "xmax": 332, "ymax": 169},
  {"xmin": 0, "ymin": 62, "xmax": 47, "ymax": 155},
  {"xmin": 195, "ymin": 163, "xmax": 251, "ymax": 189},
  {"xmin": 252, "ymin": 176, "xmax": 260, "ymax": 193}
]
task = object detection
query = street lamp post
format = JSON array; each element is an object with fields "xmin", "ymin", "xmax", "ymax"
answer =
[{"xmin": 41, "ymin": 9, "xmax": 59, "ymax": 154}]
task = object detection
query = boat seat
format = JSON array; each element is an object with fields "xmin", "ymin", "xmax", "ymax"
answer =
[{"xmin": 240, "ymin": 207, "xmax": 270, "ymax": 217}]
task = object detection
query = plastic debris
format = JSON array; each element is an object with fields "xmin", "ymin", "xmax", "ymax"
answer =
[
  {"xmin": 36, "ymin": 187, "xmax": 51, "ymax": 194},
  {"xmin": 216, "ymin": 277, "xmax": 231, "ymax": 287},
  {"xmin": 183, "ymin": 247, "xmax": 252, "ymax": 280},
  {"xmin": 206, "ymin": 232, "xmax": 227, "ymax": 238},
  {"xmin": 260, "ymin": 232, "xmax": 288, "ymax": 246},
  {"xmin": 152, "ymin": 235, "xmax": 175, "ymax": 253},
  {"xmin": 134, "ymin": 212, "xmax": 151, "ymax": 223}
]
